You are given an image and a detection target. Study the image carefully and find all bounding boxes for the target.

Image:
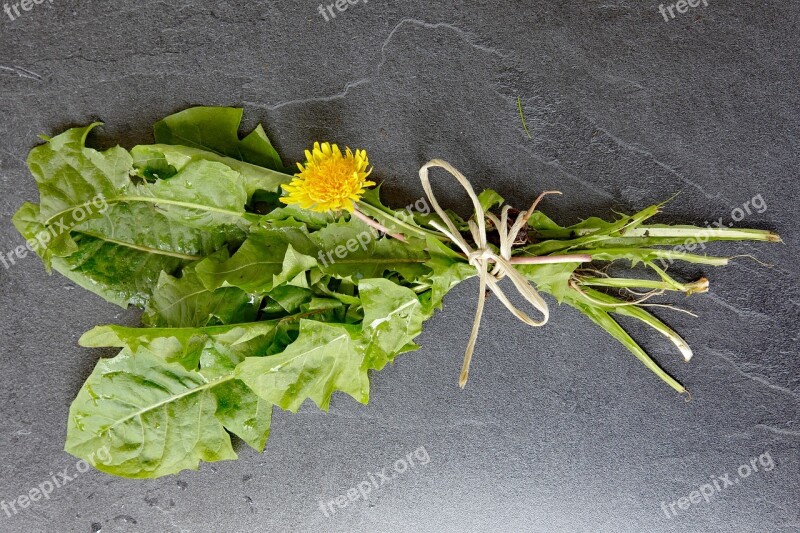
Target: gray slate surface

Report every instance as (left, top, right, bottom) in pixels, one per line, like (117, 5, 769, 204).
(0, 1, 798, 532)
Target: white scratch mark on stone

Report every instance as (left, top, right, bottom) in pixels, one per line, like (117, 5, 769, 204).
(707, 348, 798, 400)
(585, 117, 730, 204)
(0, 65, 42, 81)
(755, 424, 800, 437)
(245, 18, 508, 112)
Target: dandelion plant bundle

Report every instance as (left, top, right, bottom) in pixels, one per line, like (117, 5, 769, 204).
(13, 107, 779, 478)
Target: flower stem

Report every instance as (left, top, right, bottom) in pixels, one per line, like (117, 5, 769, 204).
(355, 201, 447, 241)
(351, 208, 407, 241)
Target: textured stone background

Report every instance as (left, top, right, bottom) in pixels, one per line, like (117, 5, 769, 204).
(0, 1, 798, 532)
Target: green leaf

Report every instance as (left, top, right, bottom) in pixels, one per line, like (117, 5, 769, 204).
(573, 247, 729, 267)
(197, 344, 274, 452)
(262, 205, 333, 230)
(18, 125, 254, 277)
(195, 225, 316, 293)
(131, 144, 291, 200)
(477, 189, 505, 212)
(130, 159, 252, 231)
(271, 244, 317, 287)
(515, 261, 581, 303)
(153, 106, 287, 172)
(236, 320, 369, 412)
(13, 203, 187, 307)
(524, 205, 659, 255)
(66, 348, 240, 478)
(143, 264, 261, 328)
(196, 218, 430, 294)
(268, 285, 314, 313)
(212, 378, 273, 452)
(525, 203, 777, 256)
(422, 236, 474, 311)
(28, 123, 131, 228)
(357, 186, 442, 240)
(577, 287, 694, 363)
(79, 318, 299, 370)
(24, 124, 132, 261)
(74, 202, 236, 261)
(313, 219, 430, 283)
(358, 278, 424, 371)
(526, 210, 563, 231)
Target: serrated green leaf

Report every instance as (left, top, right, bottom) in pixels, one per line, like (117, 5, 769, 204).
(271, 244, 317, 287)
(212, 379, 273, 452)
(28, 126, 257, 235)
(268, 285, 314, 313)
(573, 247, 729, 267)
(262, 205, 333, 230)
(153, 106, 287, 172)
(422, 235, 475, 311)
(66, 348, 240, 478)
(129, 159, 251, 231)
(197, 344, 274, 452)
(196, 218, 431, 294)
(79, 318, 298, 370)
(143, 264, 261, 328)
(17, 126, 256, 287)
(75, 202, 237, 260)
(195, 224, 315, 293)
(131, 144, 291, 201)
(359, 278, 424, 371)
(28, 123, 131, 227)
(236, 320, 369, 412)
(515, 261, 581, 303)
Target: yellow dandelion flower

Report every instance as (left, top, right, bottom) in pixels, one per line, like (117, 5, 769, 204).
(280, 142, 375, 213)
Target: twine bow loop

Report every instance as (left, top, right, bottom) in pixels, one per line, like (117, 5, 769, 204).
(418, 159, 557, 388)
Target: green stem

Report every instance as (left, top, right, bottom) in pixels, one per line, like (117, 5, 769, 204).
(622, 226, 781, 242)
(577, 275, 708, 295)
(532, 223, 780, 242)
(578, 277, 676, 290)
(562, 290, 687, 394)
(580, 287, 694, 362)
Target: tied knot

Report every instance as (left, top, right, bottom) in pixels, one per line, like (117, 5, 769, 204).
(468, 247, 511, 283)
(467, 247, 500, 266)
(418, 159, 556, 388)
